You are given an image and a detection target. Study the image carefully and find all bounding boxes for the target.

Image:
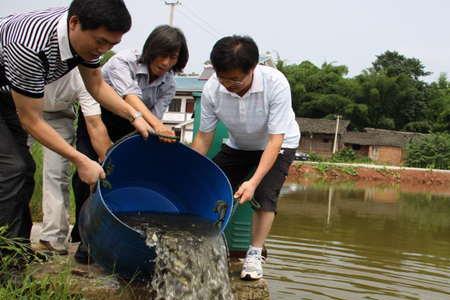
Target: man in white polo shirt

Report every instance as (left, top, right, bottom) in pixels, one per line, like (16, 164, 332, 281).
(192, 35, 300, 280)
(33, 69, 112, 255)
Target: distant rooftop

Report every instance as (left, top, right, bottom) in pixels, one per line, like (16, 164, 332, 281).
(174, 76, 206, 93)
(259, 54, 275, 67)
(198, 64, 214, 80)
(296, 117, 350, 135)
(343, 128, 425, 148)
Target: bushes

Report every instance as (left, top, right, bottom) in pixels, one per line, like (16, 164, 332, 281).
(306, 148, 372, 164)
(330, 148, 357, 162)
(406, 133, 450, 170)
(307, 152, 324, 162)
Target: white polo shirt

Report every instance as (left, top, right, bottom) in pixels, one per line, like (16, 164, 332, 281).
(43, 68, 101, 116)
(200, 65, 300, 150)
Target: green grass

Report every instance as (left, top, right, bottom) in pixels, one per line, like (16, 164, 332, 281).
(30, 143, 76, 223)
(315, 162, 331, 175)
(337, 165, 358, 176)
(0, 146, 80, 299)
(0, 227, 82, 299)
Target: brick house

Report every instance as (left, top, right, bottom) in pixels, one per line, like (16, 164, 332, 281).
(342, 128, 425, 165)
(296, 117, 350, 157)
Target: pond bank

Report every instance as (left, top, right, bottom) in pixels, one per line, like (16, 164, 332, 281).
(289, 162, 450, 195)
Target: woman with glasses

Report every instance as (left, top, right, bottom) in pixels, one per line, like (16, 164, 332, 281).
(192, 35, 300, 281)
(71, 25, 189, 264)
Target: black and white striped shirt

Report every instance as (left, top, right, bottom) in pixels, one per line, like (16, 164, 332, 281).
(0, 7, 100, 98)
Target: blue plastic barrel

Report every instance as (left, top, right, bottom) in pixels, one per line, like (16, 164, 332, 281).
(79, 134, 234, 279)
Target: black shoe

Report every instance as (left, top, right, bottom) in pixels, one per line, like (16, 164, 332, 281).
(30, 249, 51, 263)
(74, 242, 94, 264)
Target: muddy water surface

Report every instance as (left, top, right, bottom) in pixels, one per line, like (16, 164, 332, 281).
(266, 184, 450, 299)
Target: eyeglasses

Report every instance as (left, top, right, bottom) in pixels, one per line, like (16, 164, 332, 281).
(218, 78, 244, 87)
(217, 72, 252, 88)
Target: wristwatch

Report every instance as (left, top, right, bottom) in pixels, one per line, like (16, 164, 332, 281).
(129, 111, 143, 123)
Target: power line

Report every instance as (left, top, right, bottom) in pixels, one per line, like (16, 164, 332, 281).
(180, 2, 221, 37)
(176, 7, 220, 38)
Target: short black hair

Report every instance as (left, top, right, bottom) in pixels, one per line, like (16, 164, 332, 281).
(68, 0, 131, 33)
(210, 35, 259, 74)
(139, 25, 189, 73)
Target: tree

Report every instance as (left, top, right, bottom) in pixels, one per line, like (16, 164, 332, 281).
(372, 50, 431, 80)
(277, 60, 362, 125)
(406, 133, 450, 170)
(356, 51, 432, 131)
(276, 51, 449, 134)
(427, 73, 450, 132)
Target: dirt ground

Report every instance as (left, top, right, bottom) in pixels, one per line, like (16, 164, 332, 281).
(29, 224, 270, 300)
(288, 162, 450, 195)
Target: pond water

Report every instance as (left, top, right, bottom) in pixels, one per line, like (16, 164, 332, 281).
(266, 184, 450, 300)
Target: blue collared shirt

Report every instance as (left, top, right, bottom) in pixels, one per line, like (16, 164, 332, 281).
(101, 49, 175, 119)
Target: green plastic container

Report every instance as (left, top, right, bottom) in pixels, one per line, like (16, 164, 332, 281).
(193, 92, 252, 257)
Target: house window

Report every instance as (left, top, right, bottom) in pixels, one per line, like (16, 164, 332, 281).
(168, 98, 182, 112)
(323, 138, 330, 143)
(352, 144, 361, 150)
(186, 99, 194, 113)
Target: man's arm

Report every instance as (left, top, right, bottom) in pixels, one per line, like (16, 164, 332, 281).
(12, 91, 105, 185)
(191, 130, 215, 155)
(234, 134, 284, 204)
(84, 115, 112, 162)
(191, 89, 217, 154)
(78, 65, 151, 138)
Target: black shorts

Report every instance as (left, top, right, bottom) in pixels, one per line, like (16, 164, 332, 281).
(212, 144, 295, 212)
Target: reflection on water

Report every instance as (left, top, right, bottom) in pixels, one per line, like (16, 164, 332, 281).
(266, 184, 450, 299)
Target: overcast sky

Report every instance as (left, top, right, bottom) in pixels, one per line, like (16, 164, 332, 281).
(1, 0, 448, 81)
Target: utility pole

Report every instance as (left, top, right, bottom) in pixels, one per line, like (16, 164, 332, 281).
(165, 0, 181, 26)
(326, 186, 334, 226)
(332, 115, 341, 154)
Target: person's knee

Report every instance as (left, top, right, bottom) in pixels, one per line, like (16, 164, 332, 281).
(254, 188, 278, 212)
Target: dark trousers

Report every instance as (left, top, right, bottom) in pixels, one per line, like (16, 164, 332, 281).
(0, 92, 35, 243)
(213, 144, 295, 212)
(70, 117, 98, 242)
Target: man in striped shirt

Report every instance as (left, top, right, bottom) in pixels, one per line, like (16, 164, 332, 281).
(0, 0, 151, 247)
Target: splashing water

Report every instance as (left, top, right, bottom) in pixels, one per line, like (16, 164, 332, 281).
(118, 213, 234, 300)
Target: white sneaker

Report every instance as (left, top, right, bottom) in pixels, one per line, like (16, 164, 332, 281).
(240, 249, 265, 280)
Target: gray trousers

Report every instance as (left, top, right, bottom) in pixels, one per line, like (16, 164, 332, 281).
(30, 109, 75, 243)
